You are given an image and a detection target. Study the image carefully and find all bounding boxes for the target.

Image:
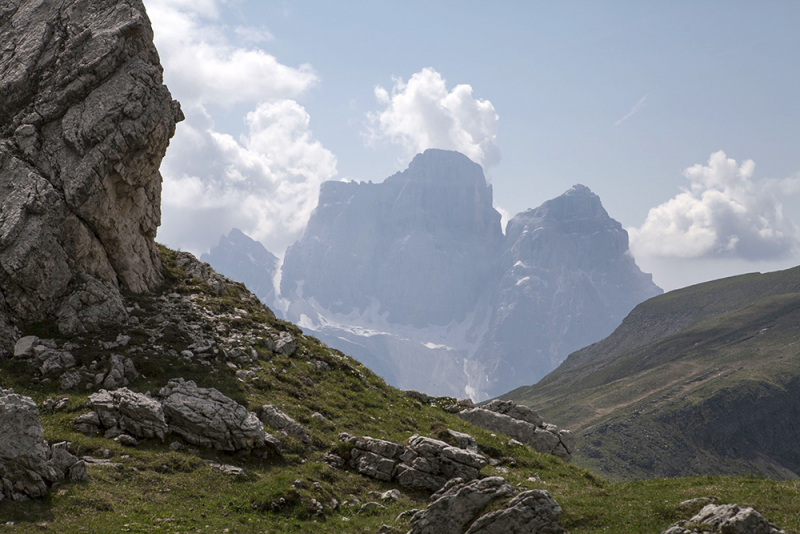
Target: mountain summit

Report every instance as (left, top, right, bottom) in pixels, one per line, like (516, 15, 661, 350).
(209, 151, 661, 400)
(281, 149, 503, 327)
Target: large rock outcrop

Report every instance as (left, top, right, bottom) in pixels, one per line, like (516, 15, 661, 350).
(0, 0, 183, 350)
(407, 476, 564, 534)
(78, 380, 281, 457)
(662, 503, 786, 534)
(341, 432, 487, 492)
(458, 400, 575, 461)
(1, 388, 86, 501)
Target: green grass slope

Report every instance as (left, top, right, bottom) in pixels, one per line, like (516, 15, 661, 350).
(502, 266, 800, 482)
(1, 248, 799, 533)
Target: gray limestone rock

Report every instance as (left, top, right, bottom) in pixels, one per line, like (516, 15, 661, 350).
(458, 403, 573, 461)
(87, 387, 167, 440)
(175, 252, 227, 295)
(344, 433, 486, 492)
(465, 489, 565, 534)
(259, 404, 310, 444)
(408, 477, 515, 534)
(661, 503, 786, 534)
(159, 378, 279, 456)
(0, 389, 84, 500)
(0, 0, 182, 348)
(482, 400, 544, 426)
(264, 331, 296, 356)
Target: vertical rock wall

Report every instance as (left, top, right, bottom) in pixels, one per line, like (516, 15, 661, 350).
(0, 0, 182, 348)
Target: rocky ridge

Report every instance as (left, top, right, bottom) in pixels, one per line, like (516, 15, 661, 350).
(0, 0, 183, 352)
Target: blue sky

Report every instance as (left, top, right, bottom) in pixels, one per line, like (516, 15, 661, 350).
(150, 0, 800, 291)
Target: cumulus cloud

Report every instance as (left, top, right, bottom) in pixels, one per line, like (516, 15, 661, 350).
(367, 68, 500, 169)
(148, 0, 317, 107)
(159, 101, 337, 254)
(629, 151, 800, 260)
(147, 0, 336, 255)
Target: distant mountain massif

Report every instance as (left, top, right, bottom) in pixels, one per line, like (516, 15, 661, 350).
(502, 266, 800, 480)
(204, 149, 661, 400)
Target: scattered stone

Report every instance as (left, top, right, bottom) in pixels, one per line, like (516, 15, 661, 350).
(323, 452, 345, 469)
(42, 398, 70, 412)
(381, 489, 401, 501)
(59, 371, 82, 390)
(115, 434, 138, 447)
(661, 503, 786, 534)
(311, 412, 326, 422)
(307, 498, 324, 516)
(169, 441, 185, 452)
(312, 360, 331, 371)
(264, 331, 297, 356)
(13, 336, 39, 358)
(207, 462, 246, 477)
(259, 404, 311, 444)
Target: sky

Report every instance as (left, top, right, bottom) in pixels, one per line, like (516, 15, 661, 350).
(149, 0, 800, 292)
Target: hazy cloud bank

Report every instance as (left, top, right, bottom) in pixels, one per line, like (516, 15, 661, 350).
(367, 68, 501, 170)
(149, 0, 336, 255)
(630, 151, 800, 260)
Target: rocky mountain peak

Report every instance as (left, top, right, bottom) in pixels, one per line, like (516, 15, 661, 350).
(0, 0, 182, 350)
(281, 149, 503, 327)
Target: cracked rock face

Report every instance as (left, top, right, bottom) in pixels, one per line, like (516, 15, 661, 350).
(458, 400, 575, 461)
(342, 432, 487, 492)
(0, 0, 183, 348)
(0, 388, 86, 501)
(662, 503, 786, 534)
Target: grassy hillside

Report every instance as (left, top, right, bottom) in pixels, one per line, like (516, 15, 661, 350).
(1, 248, 799, 533)
(503, 266, 800, 482)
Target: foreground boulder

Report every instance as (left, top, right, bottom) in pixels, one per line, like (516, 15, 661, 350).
(160, 378, 278, 455)
(0, 0, 183, 350)
(1, 388, 86, 501)
(407, 476, 564, 534)
(662, 503, 786, 534)
(78, 379, 280, 457)
(342, 432, 487, 492)
(458, 400, 574, 461)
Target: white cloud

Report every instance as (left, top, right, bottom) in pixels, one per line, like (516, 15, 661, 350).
(147, 0, 336, 255)
(629, 150, 800, 260)
(148, 0, 317, 107)
(159, 101, 337, 255)
(614, 94, 648, 126)
(366, 68, 500, 169)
